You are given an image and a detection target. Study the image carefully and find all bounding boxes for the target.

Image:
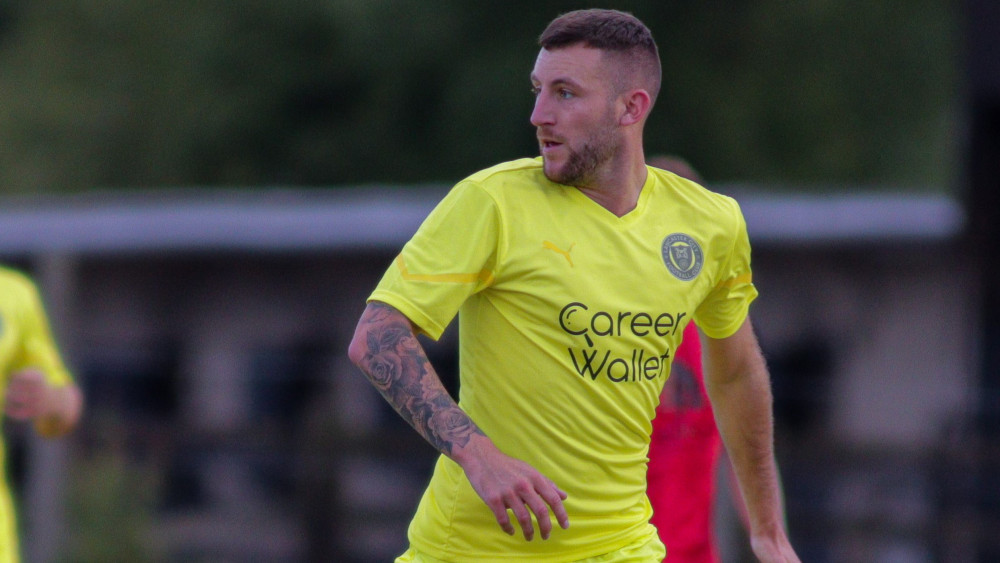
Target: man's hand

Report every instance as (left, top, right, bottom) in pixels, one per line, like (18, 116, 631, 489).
(751, 532, 802, 563)
(458, 436, 570, 541)
(5, 369, 83, 437)
(5, 369, 50, 421)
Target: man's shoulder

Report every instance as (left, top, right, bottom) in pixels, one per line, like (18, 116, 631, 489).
(442, 158, 549, 211)
(650, 168, 742, 221)
(462, 157, 544, 187)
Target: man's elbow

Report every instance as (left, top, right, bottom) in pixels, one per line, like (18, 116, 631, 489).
(347, 327, 368, 369)
(347, 301, 415, 369)
(348, 303, 383, 368)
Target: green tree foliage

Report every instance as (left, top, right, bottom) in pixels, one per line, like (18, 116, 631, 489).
(641, 0, 960, 189)
(0, 0, 958, 193)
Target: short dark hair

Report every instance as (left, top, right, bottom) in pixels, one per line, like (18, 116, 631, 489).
(539, 9, 661, 106)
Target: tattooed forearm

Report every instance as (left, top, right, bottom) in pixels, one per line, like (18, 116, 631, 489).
(354, 302, 484, 456)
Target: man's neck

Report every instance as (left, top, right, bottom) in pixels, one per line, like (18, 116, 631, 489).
(573, 154, 648, 217)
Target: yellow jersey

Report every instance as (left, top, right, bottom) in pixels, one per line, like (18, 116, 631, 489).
(370, 157, 757, 561)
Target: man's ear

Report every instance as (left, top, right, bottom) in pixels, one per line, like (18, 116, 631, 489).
(619, 89, 652, 126)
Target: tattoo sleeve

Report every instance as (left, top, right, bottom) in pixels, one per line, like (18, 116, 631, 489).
(356, 302, 484, 456)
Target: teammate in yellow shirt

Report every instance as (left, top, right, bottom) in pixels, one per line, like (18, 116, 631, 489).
(349, 9, 798, 562)
(0, 265, 84, 563)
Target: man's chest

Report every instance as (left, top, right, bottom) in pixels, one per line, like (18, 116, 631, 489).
(496, 214, 713, 315)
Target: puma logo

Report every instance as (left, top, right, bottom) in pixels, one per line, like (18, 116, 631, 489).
(543, 241, 575, 267)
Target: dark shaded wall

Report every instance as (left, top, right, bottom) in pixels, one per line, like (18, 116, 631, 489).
(966, 0, 1000, 412)
(948, 2, 1000, 561)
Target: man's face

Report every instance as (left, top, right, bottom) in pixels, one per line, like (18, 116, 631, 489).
(530, 44, 622, 187)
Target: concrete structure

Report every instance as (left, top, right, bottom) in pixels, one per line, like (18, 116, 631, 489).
(0, 186, 976, 561)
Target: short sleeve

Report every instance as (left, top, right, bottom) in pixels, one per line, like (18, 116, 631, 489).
(12, 276, 73, 387)
(693, 201, 758, 339)
(369, 181, 500, 340)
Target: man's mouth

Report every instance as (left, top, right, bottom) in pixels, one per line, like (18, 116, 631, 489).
(539, 137, 563, 152)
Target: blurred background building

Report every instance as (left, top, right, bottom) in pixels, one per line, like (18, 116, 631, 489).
(0, 1, 996, 562)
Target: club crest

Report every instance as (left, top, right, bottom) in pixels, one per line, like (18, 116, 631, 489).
(661, 233, 703, 281)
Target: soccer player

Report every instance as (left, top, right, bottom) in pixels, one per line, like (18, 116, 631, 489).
(348, 9, 798, 562)
(1, 265, 84, 563)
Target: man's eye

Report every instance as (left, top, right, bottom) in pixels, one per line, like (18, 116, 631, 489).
(558, 89, 573, 99)
(530, 86, 541, 96)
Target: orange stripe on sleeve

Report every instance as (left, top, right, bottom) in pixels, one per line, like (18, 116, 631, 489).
(395, 255, 495, 285)
(715, 272, 753, 289)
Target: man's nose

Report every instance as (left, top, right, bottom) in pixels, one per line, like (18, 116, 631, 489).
(530, 95, 554, 127)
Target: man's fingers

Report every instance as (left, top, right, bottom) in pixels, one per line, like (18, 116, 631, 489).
(520, 479, 570, 540)
(485, 496, 516, 535)
(467, 457, 570, 541)
(529, 500, 553, 540)
(537, 481, 570, 531)
(506, 494, 536, 541)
